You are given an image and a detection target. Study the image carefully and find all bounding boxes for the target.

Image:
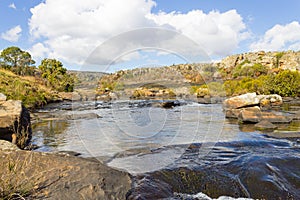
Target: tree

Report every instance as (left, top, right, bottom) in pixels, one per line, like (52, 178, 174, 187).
(0, 46, 36, 75)
(38, 58, 74, 92)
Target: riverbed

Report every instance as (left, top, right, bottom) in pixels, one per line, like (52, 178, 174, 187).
(31, 100, 300, 199)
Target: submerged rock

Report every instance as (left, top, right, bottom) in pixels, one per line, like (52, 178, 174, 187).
(60, 113, 101, 120)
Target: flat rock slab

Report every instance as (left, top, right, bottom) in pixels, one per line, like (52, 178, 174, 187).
(255, 120, 278, 131)
(0, 150, 131, 199)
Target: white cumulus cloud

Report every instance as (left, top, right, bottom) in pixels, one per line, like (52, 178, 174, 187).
(28, 0, 249, 66)
(250, 21, 300, 51)
(1, 25, 22, 42)
(147, 9, 249, 56)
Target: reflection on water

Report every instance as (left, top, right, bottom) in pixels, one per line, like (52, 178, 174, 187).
(32, 102, 232, 157)
(32, 101, 300, 157)
(31, 100, 300, 199)
(32, 120, 70, 151)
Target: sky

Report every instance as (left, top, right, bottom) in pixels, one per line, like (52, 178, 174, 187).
(0, 0, 300, 72)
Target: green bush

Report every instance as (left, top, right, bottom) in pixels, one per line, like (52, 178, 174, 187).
(223, 70, 300, 97)
(39, 59, 74, 92)
(268, 70, 300, 97)
(232, 62, 268, 78)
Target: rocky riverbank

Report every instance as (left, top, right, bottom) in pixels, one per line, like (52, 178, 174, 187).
(0, 140, 131, 200)
(0, 93, 32, 149)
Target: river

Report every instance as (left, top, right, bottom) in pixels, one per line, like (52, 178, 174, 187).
(31, 100, 300, 199)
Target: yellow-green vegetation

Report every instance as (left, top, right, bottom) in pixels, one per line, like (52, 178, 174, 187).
(232, 62, 268, 78)
(96, 64, 216, 97)
(0, 69, 53, 108)
(0, 46, 35, 76)
(191, 82, 226, 97)
(0, 46, 75, 108)
(224, 70, 300, 97)
(39, 59, 75, 92)
(0, 154, 34, 200)
(132, 86, 176, 99)
(96, 51, 299, 99)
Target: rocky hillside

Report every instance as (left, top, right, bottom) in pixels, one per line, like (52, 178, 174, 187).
(217, 50, 300, 72)
(69, 70, 106, 89)
(95, 50, 300, 100)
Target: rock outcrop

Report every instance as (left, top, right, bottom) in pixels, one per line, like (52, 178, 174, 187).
(217, 50, 300, 71)
(0, 93, 32, 149)
(223, 93, 291, 126)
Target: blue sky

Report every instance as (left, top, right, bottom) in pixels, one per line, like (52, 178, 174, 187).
(0, 0, 300, 72)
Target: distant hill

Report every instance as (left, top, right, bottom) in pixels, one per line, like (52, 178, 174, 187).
(69, 70, 107, 89)
(95, 50, 300, 99)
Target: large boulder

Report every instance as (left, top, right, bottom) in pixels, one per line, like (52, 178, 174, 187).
(223, 93, 259, 109)
(223, 93, 283, 110)
(0, 94, 32, 149)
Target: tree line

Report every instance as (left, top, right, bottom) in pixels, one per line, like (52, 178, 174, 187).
(0, 46, 74, 92)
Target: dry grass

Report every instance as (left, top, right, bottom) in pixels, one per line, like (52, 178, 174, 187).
(0, 152, 34, 200)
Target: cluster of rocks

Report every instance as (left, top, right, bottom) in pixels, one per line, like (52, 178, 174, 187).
(0, 93, 32, 148)
(223, 93, 294, 130)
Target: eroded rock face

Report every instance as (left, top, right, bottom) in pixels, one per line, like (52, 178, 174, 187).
(0, 94, 32, 149)
(217, 51, 300, 71)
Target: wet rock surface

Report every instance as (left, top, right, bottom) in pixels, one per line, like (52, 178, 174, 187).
(127, 140, 300, 200)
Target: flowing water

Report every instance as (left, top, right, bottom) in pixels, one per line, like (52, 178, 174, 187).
(31, 100, 300, 199)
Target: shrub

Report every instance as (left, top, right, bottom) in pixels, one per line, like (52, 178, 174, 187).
(232, 62, 268, 78)
(268, 70, 300, 97)
(223, 70, 300, 97)
(193, 82, 226, 97)
(39, 59, 75, 92)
